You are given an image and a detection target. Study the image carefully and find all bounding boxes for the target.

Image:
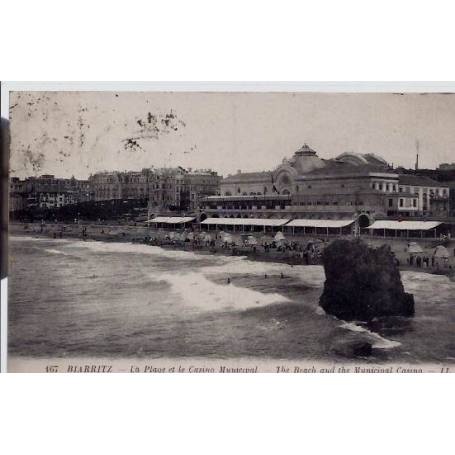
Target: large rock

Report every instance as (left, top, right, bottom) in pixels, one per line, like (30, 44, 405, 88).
(319, 239, 414, 321)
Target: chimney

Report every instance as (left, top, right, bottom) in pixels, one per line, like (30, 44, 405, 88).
(415, 153, 419, 171)
(237, 169, 242, 174)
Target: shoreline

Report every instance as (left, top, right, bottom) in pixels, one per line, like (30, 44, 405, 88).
(8, 223, 321, 267)
(8, 222, 455, 277)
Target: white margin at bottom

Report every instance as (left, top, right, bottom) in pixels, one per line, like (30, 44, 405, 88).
(1, 277, 7, 373)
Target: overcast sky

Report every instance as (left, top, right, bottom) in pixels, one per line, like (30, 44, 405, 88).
(8, 91, 455, 179)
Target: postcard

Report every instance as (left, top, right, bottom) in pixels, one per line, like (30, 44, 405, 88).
(2, 85, 455, 373)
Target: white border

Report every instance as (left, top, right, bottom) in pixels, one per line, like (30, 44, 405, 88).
(2, 81, 455, 374)
(3, 81, 455, 95)
(0, 278, 6, 372)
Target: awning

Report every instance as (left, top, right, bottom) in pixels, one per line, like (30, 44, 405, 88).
(368, 220, 442, 231)
(201, 217, 289, 226)
(286, 219, 355, 229)
(146, 216, 195, 224)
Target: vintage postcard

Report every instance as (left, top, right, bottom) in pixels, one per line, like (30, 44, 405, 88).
(2, 84, 455, 373)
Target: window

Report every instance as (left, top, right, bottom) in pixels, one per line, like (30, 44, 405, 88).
(386, 184, 390, 192)
(413, 199, 417, 208)
(388, 198, 393, 207)
(379, 183, 383, 191)
(399, 198, 404, 207)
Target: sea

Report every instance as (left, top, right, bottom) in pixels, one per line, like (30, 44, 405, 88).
(7, 235, 455, 364)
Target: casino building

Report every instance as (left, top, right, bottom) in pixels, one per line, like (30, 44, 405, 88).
(198, 144, 450, 234)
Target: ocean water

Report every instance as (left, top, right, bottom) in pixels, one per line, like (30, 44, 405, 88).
(7, 235, 455, 363)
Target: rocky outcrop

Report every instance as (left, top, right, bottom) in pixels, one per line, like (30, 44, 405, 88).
(319, 239, 414, 321)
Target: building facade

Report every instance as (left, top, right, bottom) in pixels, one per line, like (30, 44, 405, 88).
(9, 175, 91, 212)
(89, 167, 221, 214)
(199, 144, 450, 225)
(148, 167, 221, 213)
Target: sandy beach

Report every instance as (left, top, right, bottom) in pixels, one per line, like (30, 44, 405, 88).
(9, 222, 455, 276)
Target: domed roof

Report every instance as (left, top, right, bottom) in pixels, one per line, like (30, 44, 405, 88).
(290, 144, 326, 174)
(336, 152, 389, 167)
(295, 143, 317, 156)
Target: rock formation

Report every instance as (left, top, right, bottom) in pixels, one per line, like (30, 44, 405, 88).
(319, 239, 414, 321)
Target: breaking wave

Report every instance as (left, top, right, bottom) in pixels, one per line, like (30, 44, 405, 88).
(157, 271, 290, 312)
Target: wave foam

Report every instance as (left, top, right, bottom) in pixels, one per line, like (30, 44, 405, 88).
(202, 260, 326, 288)
(339, 321, 401, 350)
(43, 248, 72, 256)
(69, 240, 216, 262)
(158, 272, 290, 312)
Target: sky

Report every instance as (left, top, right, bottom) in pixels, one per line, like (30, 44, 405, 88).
(8, 91, 455, 179)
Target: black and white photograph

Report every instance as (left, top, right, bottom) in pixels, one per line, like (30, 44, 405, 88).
(4, 87, 455, 373)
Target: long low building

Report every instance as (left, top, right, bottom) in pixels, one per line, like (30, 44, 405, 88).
(146, 214, 450, 239)
(284, 219, 355, 235)
(146, 216, 196, 227)
(366, 220, 445, 238)
(201, 217, 290, 232)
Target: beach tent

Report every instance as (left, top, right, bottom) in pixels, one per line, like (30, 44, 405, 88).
(274, 231, 285, 242)
(433, 245, 450, 258)
(407, 242, 424, 255)
(245, 235, 258, 246)
(221, 233, 234, 244)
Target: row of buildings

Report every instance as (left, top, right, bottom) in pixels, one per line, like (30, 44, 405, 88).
(9, 144, 455, 229)
(9, 175, 91, 212)
(9, 167, 221, 215)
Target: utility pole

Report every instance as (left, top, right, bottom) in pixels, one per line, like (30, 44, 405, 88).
(415, 139, 420, 171)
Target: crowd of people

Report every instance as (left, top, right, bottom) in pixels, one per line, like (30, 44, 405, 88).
(131, 230, 329, 265)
